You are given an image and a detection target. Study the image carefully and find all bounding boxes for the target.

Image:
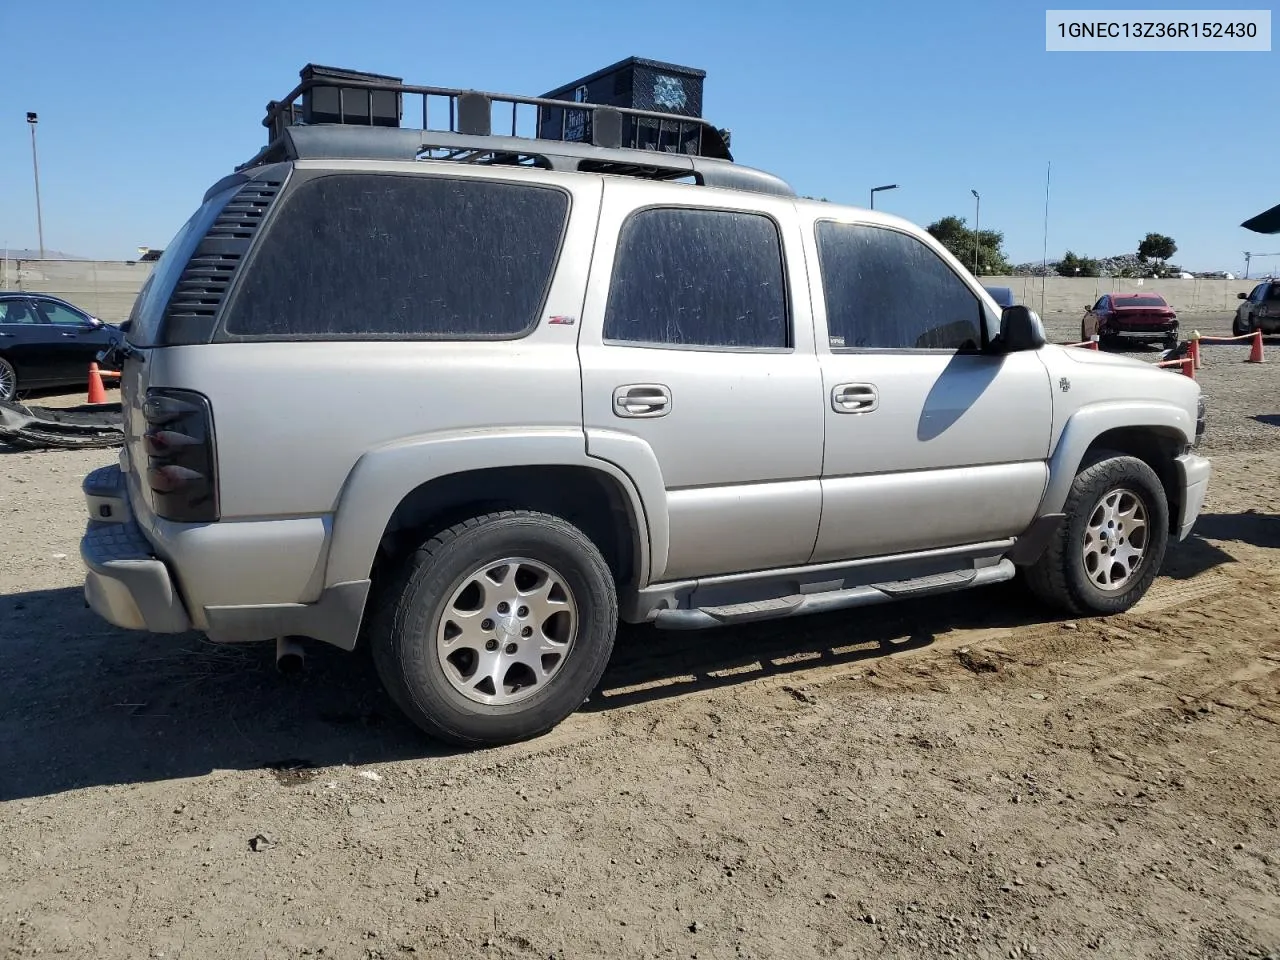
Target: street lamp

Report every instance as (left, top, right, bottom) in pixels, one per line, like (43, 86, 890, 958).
(971, 189, 981, 275)
(26, 112, 45, 260)
(870, 183, 899, 209)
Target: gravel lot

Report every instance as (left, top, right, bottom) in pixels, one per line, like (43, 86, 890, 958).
(2, 317, 1278, 960)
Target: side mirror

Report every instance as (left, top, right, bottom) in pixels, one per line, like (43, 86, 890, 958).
(118, 319, 132, 333)
(1238, 292, 1248, 299)
(995, 305, 1046, 353)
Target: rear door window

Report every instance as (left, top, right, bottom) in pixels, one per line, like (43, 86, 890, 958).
(224, 174, 570, 340)
(603, 207, 789, 349)
(0, 300, 38, 325)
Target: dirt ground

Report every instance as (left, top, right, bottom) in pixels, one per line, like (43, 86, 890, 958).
(2, 315, 1278, 960)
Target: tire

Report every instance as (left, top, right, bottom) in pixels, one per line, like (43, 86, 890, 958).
(1232, 314, 1249, 337)
(1163, 334, 1178, 351)
(1025, 452, 1169, 617)
(0, 357, 16, 402)
(367, 509, 618, 747)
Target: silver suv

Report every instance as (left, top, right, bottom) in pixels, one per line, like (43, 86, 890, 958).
(80, 68, 1212, 747)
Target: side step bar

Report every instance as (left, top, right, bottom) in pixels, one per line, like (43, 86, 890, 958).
(652, 559, 1016, 631)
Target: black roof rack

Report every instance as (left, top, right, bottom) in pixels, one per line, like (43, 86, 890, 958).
(240, 64, 795, 199)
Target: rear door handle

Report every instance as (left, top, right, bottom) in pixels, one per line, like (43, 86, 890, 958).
(613, 384, 671, 418)
(832, 382, 879, 414)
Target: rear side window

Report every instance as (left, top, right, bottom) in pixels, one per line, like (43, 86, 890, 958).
(126, 185, 239, 348)
(225, 174, 569, 339)
(816, 222, 983, 351)
(604, 207, 789, 349)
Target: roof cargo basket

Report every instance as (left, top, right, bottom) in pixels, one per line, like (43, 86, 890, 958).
(244, 62, 795, 198)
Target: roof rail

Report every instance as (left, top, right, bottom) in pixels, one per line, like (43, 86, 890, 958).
(241, 64, 796, 198)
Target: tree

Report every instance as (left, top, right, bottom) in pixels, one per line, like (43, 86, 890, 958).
(1055, 250, 1101, 278)
(925, 216, 1011, 276)
(1137, 233, 1177, 269)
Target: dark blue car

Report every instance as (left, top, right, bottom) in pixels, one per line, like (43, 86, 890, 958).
(0, 293, 121, 401)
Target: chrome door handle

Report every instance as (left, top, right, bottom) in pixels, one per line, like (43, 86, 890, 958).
(613, 384, 671, 418)
(832, 383, 879, 414)
(61, 332, 76, 337)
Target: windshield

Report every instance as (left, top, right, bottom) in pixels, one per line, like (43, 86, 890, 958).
(1114, 296, 1167, 308)
(125, 184, 239, 347)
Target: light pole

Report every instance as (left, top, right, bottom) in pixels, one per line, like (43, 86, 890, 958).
(870, 183, 898, 209)
(27, 112, 45, 260)
(971, 188, 980, 275)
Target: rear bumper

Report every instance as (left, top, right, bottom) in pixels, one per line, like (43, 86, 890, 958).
(82, 514, 193, 633)
(1103, 321, 1177, 338)
(79, 464, 370, 649)
(1174, 453, 1212, 541)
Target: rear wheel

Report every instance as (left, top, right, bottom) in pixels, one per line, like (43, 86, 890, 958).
(368, 509, 618, 747)
(1025, 452, 1169, 617)
(0, 357, 16, 401)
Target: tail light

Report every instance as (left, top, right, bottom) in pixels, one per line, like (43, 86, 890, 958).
(142, 388, 218, 522)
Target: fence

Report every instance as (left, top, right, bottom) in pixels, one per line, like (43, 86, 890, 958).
(0, 259, 154, 323)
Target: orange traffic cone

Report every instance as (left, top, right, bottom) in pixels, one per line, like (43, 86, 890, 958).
(1247, 329, 1265, 363)
(87, 362, 108, 404)
(1188, 335, 1201, 370)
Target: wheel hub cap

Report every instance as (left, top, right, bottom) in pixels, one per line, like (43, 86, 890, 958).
(1082, 487, 1149, 592)
(435, 557, 578, 706)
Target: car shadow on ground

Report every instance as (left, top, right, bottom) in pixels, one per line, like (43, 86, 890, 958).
(0, 519, 1258, 803)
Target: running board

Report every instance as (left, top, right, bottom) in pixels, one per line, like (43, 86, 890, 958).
(652, 559, 1016, 631)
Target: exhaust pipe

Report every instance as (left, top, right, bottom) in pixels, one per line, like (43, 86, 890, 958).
(275, 636, 305, 675)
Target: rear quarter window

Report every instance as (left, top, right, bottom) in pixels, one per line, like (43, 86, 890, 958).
(222, 173, 570, 340)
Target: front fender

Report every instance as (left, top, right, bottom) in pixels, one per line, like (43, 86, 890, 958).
(1039, 401, 1195, 515)
(323, 428, 659, 589)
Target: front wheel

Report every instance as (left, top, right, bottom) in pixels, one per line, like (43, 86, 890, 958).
(0, 357, 16, 401)
(1025, 452, 1169, 617)
(368, 510, 618, 747)
(1233, 314, 1249, 337)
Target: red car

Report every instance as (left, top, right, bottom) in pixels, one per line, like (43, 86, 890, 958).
(1081, 293, 1179, 349)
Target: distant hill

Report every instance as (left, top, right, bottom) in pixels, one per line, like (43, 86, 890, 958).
(1, 249, 88, 260)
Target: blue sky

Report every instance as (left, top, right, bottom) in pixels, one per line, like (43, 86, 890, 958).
(1, 0, 1274, 272)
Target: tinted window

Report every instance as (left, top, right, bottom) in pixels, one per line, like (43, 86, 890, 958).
(816, 222, 983, 350)
(225, 174, 569, 339)
(604, 208, 788, 349)
(1115, 296, 1167, 308)
(0, 301, 37, 325)
(1266, 285, 1280, 301)
(36, 301, 88, 325)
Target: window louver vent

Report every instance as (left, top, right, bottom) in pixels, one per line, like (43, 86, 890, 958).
(161, 181, 281, 337)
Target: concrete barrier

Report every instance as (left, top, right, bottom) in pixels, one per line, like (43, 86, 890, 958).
(985, 276, 1258, 317)
(0, 259, 154, 323)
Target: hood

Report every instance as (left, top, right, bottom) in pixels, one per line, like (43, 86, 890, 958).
(1053, 344, 1157, 372)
